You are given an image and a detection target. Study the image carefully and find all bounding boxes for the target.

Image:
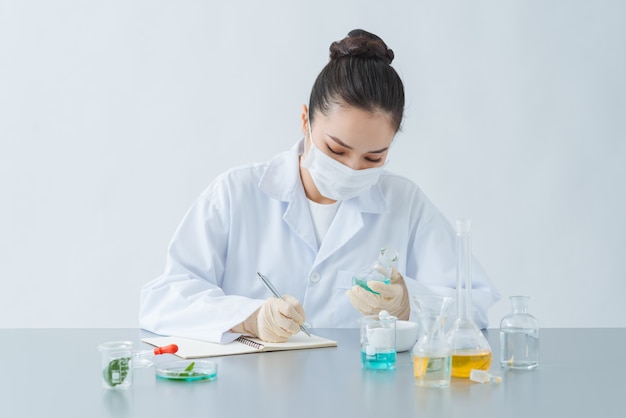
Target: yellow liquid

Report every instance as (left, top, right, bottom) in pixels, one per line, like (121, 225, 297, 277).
(451, 351, 492, 378)
(413, 355, 451, 387)
(413, 356, 429, 377)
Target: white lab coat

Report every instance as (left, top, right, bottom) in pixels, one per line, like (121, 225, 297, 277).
(139, 139, 500, 343)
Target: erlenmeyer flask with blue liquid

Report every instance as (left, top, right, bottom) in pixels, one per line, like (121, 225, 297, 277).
(352, 247, 399, 294)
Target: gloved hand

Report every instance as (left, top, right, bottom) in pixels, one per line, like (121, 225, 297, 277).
(234, 295, 306, 343)
(347, 267, 410, 320)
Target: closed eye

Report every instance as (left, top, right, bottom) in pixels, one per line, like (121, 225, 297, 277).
(326, 144, 345, 155)
(365, 156, 383, 163)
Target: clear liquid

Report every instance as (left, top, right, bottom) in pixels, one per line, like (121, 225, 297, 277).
(450, 351, 492, 378)
(353, 277, 390, 294)
(500, 328, 539, 369)
(361, 350, 396, 370)
(413, 355, 451, 388)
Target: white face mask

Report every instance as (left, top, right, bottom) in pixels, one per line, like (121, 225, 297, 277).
(302, 119, 387, 201)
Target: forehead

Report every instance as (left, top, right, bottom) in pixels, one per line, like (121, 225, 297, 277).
(313, 105, 396, 151)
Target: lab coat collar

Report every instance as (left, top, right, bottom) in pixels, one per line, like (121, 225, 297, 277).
(259, 140, 317, 251)
(258, 139, 390, 259)
(259, 139, 390, 215)
(258, 141, 303, 202)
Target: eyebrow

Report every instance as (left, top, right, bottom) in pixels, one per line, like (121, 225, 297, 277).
(327, 134, 389, 154)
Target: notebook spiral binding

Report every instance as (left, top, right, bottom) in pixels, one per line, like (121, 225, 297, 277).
(236, 336, 264, 350)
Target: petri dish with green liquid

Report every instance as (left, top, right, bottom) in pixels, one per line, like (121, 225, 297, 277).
(155, 360, 218, 382)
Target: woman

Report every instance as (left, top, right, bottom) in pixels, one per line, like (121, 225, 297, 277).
(139, 29, 500, 343)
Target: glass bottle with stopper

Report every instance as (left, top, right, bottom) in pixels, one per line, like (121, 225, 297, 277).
(352, 247, 399, 294)
(446, 219, 493, 378)
(500, 295, 539, 370)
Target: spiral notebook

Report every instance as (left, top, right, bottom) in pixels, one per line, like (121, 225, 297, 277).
(142, 332, 337, 359)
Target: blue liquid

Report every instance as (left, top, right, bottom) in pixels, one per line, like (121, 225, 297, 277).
(353, 278, 390, 294)
(157, 371, 217, 382)
(361, 350, 396, 370)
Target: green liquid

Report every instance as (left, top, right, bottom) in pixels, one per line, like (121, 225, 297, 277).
(157, 361, 217, 382)
(361, 350, 396, 370)
(353, 277, 390, 294)
(157, 371, 217, 382)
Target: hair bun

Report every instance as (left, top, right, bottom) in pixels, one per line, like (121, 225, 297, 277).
(329, 29, 394, 64)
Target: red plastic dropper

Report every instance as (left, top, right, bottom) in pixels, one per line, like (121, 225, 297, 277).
(153, 344, 178, 355)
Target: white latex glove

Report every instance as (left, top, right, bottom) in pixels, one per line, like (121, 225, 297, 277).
(347, 267, 410, 320)
(233, 295, 306, 343)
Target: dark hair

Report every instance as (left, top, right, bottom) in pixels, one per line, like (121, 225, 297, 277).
(309, 29, 405, 132)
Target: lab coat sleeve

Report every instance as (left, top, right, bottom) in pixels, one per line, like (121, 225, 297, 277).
(139, 182, 264, 343)
(402, 208, 501, 329)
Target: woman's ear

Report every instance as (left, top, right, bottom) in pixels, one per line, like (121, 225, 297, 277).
(300, 104, 309, 136)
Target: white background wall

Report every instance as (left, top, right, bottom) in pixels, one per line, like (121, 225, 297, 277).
(1, 0, 624, 329)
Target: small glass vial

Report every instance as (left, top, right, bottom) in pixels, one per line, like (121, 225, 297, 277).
(499, 296, 539, 370)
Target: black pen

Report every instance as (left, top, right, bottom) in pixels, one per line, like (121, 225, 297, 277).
(257, 272, 312, 337)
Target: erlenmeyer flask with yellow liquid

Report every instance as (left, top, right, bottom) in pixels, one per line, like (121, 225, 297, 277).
(411, 294, 454, 388)
(447, 219, 493, 378)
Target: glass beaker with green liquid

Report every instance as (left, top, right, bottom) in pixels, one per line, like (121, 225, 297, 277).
(352, 247, 399, 294)
(446, 219, 493, 378)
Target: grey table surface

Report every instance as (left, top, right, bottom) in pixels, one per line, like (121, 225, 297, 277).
(0, 327, 624, 418)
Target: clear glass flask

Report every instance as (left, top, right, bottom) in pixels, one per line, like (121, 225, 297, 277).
(411, 294, 454, 388)
(500, 296, 539, 370)
(352, 247, 399, 294)
(446, 219, 493, 378)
